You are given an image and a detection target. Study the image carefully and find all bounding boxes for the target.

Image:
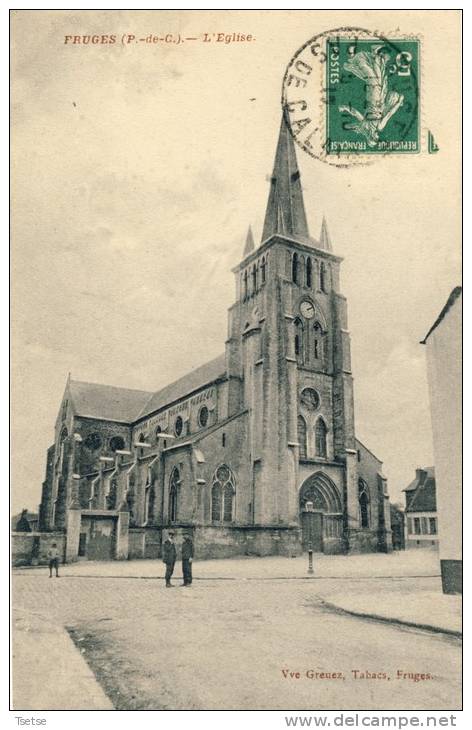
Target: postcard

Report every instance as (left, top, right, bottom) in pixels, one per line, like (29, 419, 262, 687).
(11, 9, 462, 715)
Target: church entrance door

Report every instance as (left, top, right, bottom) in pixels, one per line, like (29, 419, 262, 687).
(301, 510, 323, 552)
(299, 472, 343, 554)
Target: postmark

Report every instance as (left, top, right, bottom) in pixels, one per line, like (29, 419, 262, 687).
(282, 27, 421, 167)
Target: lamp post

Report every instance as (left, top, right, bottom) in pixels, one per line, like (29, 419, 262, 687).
(305, 500, 314, 575)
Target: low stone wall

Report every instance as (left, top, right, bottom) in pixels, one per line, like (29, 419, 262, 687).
(11, 531, 66, 566)
(322, 537, 346, 555)
(193, 525, 302, 559)
(348, 528, 379, 554)
(128, 529, 145, 559)
(129, 527, 162, 559)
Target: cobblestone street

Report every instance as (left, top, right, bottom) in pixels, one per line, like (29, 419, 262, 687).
(12, 554, 462, 711)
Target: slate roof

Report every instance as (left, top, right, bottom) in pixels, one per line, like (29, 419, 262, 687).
(69, 380, 153, 423)
(404, 467, 437, 513)
(68, 353, 227, 425)
(137, 353, 227, 420)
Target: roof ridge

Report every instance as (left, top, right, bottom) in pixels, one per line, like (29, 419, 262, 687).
(70, 378, 153, 395)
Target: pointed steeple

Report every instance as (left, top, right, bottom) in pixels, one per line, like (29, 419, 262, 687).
(243, 225, 255, 257)
(261, 115, 309, 243)
(319, 215, 332, 252)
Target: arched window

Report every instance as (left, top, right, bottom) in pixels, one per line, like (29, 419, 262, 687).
(261, 257, 266, 284)
(127, 475, 136, 526)
(358, 479, 370, 528)
(169, 467, 180, 522)
(243, 270, 248, 300)
(292, 252, 299, 284)
(320, 262, 328, 293)
(211, 465, 236, 522)
(211, 482, 222, 522)
(146, 484, 156, 523)
(294, 318, 304, 362)
(306, 257, 312, 288)
(297, 416, 307, 459)
(223, 482, 234, 522)
(315, 418, 328, 458)
(107, 479, 117, 510)
(313, 321, 324, 361)
(155, 425, 162, 443)
(174, 416, 183, 437)
(252, 264, 257, 294)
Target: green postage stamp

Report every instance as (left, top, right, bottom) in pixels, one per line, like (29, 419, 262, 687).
(282, 29, 421, 165)
(326, 38, 420, 155)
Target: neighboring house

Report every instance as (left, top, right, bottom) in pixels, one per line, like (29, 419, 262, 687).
(421, 286, 462, 594)
(403, 467, 438, 548)
(390, 503, 405, 550)
(11, 510, 39, 532)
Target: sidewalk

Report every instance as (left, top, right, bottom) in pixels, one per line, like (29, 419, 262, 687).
(12, 608, 113, 710)
(319, 591, 462, 637)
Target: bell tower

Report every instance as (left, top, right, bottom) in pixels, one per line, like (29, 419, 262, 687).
(225, 115, 360, 552)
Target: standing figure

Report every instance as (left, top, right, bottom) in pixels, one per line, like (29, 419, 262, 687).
(181, 534, 194, 587)
(162, 532, 177, 587)
(48, 542, 60, 578)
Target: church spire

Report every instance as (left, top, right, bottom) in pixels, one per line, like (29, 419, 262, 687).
(243, 225, 255, 257)
(261, 115, 309, 243)
(319, 215, 332, 251)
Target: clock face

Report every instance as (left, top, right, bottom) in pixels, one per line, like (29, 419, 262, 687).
(300, 300, 315, 319)
(300, 388, 320, 410)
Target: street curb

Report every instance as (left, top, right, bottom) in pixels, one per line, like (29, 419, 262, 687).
(318, 599, 462, 639)
(12, 570, 441, 581)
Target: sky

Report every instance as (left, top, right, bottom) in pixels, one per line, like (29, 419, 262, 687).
(11, 9, 461, 513)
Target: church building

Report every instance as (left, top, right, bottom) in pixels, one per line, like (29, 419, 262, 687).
(38, 117, 392, 561)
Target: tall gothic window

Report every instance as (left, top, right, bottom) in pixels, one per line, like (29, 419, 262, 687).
(320, 262, 328, 293)
(358, 479, 370, 528)
(211, 465, 235, 522)
(261, 257, 266, 284)
(294, 318, 304, 363)
(292, 253, 299, 284)
(313, 321, 324, 361)
(297, 416, 307, 459)
(127, 474, 136, 526)
(145, 483, 156, 523)
(252, 264, 257, 294)
(315, 418, 328, 457)
(306, 257, 312, 288)
(107, 479, 117, 510)
(169, 467, 180, 522)
(243, 270, 248, 300)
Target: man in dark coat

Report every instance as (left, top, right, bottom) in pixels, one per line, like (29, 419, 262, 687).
(181, 534, 194, 587)
(162, 532, 177, 587)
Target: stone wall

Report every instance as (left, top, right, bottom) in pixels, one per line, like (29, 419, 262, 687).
(348, 528, 379, 554)
(128, 528, 145, 559)
(11, 531, 66, 566)
(193, 525, 301, 559)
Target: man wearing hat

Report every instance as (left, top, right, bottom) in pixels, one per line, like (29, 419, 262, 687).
(162, 532, 177, 587)
(181, 533, 194, 587)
